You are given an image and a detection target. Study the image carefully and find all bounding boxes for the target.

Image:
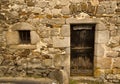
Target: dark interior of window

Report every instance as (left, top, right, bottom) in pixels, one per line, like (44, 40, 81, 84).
(19, 30, 31, 44)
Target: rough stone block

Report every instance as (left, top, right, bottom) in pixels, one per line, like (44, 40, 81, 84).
(96, 22, 107, 31)
(97, 5, 105, 14)
(26, 0, 35, 6)
(43, 59, 52, 67)
(61, 6, 70, 15)
(117, 74, 120, 80)
(49, 1, 56, 8)
(60, 54, 70, 75)
(11, 22, 36, 31)
(48, 67, 69, 84)
(48, 70, 63, 84)
(61, 25, 70, 37)
(39, 29, 50, 38)
(53, 37, 70, 47)
(51, 9, 61, 15)
(0, 14, 6, 21)
(52, 24, 62, 28)
(113, 69, 120, 74)
(70, 0, 81, 3)
(0, 0, 9, 4)
(44, 8, 52, 14)
(113, 58, 120, 68)
(36, 1, 48, 8)
(32, 7, 42, 14)
(106, 8, 115, 14)
(94, 69, 104, 77)
(65, 48, 70, 54)
(95, 30, 109, 44)
(94, 44, 105, 57)
(110, 30, 117, 36)
(0, 66, 6, 76)
(95, 57, 112, 69)
(40, 18, 49, 24)
(66, 18, 99, 24)
(109, 24, 117, 30)
(28, 63, 42, 69)
(10, 0, 24, 4)
(106, 74, 117, 80)
(50, 28, 60, 36)
(113, 46, 120, 52)
(42, 38, 53, 45)
(6, 31, 19, 45)
(106, 51, 119, 57)
(31, 31, 40, 44)
(104, 69, 113, 74)
(116, 16, 120, 24)
(115, 8, 120, 14)
(111, 1, 117, 8)
(107, 36, 120, 48)
(49, 18, 65, 25)
(54, 54, 63, 67)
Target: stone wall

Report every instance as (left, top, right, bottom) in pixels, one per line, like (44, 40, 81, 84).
(0, 0, 120, 83)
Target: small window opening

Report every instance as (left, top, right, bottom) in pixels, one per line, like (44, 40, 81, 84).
(19, 30, 31, 44)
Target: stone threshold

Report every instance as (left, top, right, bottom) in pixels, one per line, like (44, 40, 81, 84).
(70, 76, 104, 84)
(70, 76, 98, 80)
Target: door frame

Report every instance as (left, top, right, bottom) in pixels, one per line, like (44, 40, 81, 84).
(63, 18, 108, 77)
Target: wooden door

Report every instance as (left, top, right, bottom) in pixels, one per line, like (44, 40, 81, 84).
(70, 24, 95, 76)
